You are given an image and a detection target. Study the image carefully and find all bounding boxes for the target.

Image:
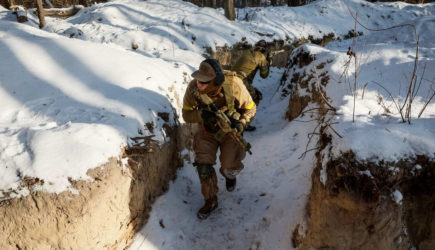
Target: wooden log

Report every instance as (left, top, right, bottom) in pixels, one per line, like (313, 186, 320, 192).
(9, 5, 28, 23)
(34, 5, 84, 17)
(15, 6, 27, 22)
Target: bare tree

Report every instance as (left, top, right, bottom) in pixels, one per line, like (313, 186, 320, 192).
(224, 0, 236, 20)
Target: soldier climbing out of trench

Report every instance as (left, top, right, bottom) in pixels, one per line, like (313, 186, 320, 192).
(231, 39, 271, 131)
(182, 59, 256, 219)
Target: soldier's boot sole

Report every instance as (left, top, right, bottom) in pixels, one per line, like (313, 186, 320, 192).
(245, 125, 256, 132)
(197, 196, 218, 220)
(225, 177, 236, 192)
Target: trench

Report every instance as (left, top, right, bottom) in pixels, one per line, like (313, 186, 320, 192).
(1, 35, 433, 249)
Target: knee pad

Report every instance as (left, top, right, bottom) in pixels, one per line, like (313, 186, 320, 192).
(194, 163, 214, 179)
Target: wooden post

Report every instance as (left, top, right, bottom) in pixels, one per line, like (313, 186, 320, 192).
(7, 0, 14, 9)
(36, 0, 45, 28)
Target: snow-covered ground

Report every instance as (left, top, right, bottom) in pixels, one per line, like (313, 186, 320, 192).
(1, 0, 434, 249)
(130, 68, 317, 249)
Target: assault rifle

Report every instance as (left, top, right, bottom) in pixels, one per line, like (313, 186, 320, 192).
(205, 103, 252, 155)
(266, 51, 271, 67)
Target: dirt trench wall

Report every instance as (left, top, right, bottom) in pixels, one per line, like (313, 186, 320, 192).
(1, 158, 133, 249)
(299, 158, 406, 250)
(0, 125, 181, 249)
(284, 48, 435, 250)
(297, 153, 435, 250)
(211, 33, 338, 70)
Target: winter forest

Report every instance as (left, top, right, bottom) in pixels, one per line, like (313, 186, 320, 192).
(0, 0, 434, 249)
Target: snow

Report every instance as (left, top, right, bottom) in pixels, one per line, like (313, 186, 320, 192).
(0, 0, 434, 249)
(392, 190, 403, 205)
(0, 17, 185, 196)
(130, 68, 316, 250)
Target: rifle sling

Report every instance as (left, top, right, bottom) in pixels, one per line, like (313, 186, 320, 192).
(197, 80, 235, 114)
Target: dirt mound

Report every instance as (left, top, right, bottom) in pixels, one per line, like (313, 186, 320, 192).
(0, 123, 184, 249)
(1, 157, 134, 249)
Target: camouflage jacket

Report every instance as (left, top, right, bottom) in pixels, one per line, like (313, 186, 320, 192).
(182, 71, 256, 126)
(231, 49, 269, 84)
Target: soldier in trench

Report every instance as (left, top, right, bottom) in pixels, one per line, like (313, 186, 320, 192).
(230, 39, 271, 131)
(182, 59, 256, 219)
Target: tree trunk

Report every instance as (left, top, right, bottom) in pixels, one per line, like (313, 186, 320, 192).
(224, 0, 236, 20)
(271, 0, 277, 6)
(288, 0, 301, 7)
(7, 0, 14, 9)
(242, 0, 247, 7)
(212, 0, 217, 8)
(36, 0, 45, 28)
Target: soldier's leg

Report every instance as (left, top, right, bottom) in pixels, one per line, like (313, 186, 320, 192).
(193, 132, 219, 200)
(243, 79, 257, 102)
(219, 134, 246, 191)
(242, 79, 258, 132)
(253, 87, 263, 105)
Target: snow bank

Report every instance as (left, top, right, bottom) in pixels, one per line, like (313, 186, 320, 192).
(0, 20, 187, 197)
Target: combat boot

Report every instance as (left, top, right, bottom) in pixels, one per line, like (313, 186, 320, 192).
(245, 124, 256, 131)
(197, 195, 218, 220)
(225, 177, 236, 192)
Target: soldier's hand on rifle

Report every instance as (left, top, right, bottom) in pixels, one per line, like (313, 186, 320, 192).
(234, 121, 244, 137)
(201, 109, 219, 133)
(266, 52, 272, 66)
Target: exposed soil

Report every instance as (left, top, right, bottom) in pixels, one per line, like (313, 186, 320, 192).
(0, 119, 193, 249)
(285, 47, 435, 250)
(1, 157, 134, 249)
(296, 151, 435, 250)
(212, 34, 337, 70)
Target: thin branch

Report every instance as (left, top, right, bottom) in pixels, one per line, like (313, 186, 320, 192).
(370, 81, 405, 122)
(417, 90, 435, 118)
(298, 147, 321, 160)
(327, 123, 343, 138)
(404, 32, 420, 124)
(293, 119, 318, 123)
(299, 122, 322, 160)
(344, 0, 419, 124)
(353, 12, 359, 123)
(413, 62, 427, 100)
(361, 82, 368, 100)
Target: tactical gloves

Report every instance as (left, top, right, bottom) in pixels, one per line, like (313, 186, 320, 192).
(234, 121, 244, 134)
(201, 109, 219, 133)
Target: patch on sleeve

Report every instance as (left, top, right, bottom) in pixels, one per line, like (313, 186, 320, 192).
(245, 101, 254, 110)
(183, 104, 194, 110)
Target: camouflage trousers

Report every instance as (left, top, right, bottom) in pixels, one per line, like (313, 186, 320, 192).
(242, 78, 262, 106)
(194, 130, 246, 200)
